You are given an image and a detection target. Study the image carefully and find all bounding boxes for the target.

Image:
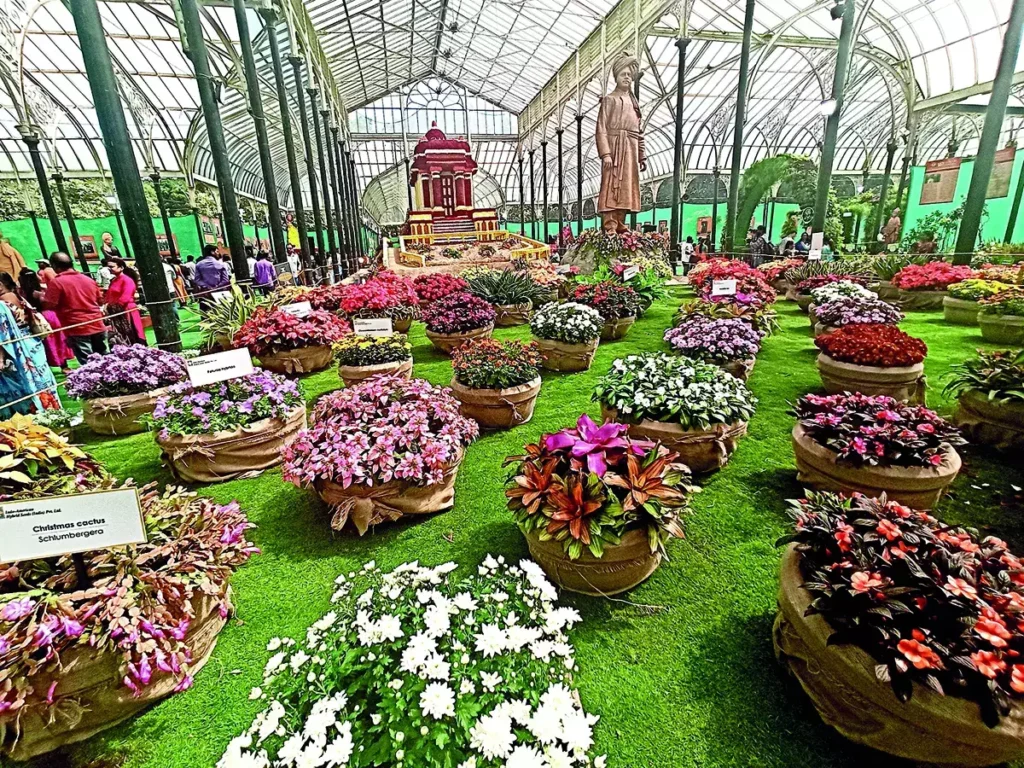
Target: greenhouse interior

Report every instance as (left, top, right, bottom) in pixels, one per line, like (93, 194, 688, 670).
(2, 0, 1024, 766)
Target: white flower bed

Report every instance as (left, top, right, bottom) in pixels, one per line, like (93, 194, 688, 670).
(809, 280, 875, 305)
(219, 557, 606, 768)
(530, 302, 603, 344)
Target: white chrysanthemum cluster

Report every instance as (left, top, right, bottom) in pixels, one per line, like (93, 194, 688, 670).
(530, 302, 603, 344)
(218, 556, 606, 768)
(810, 280, 875, 305)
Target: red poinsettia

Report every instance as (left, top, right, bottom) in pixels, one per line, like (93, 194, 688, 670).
(815, 324, 927, 368)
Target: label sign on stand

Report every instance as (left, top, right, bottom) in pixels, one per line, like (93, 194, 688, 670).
(0, 488, 146, 562)
(620, 265, 639, 281)
(556, 264, 573, 274)
(187, 347, 255, 387)
(353, 318, 394, 337)
(711, 279, 737, 297)
(808, 232, 824, 261)
(280, 301, 312, 318)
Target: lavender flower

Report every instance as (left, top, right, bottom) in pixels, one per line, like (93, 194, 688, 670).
(663, 317, 762, 363)
(815, 296, 903, 328)
(66, 345, 188, 400)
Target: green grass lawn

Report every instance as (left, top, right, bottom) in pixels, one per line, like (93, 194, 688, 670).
(61, 296, 1023, 768)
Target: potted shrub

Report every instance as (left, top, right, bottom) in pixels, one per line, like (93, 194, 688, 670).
(334, 333, 412, 387)
(978, 287, 1024, 344)
(945, 348, 1024, 450)
(570, 280, 640, 340)
(791, 392, 964, 508)
(813, 295, 903, 336)
(775, 492, 1024, 766)
(815, 324, 928, 403)
(870, 253, 919, 301)
(421, 291, 496, 354)
(808, 280, 877, 324)
(282, 375, 478, 534)
(306, 284, 347, 313)
(505, 414, 695, 595)
(758, 257, 805, 295)
(663, 316, 763, 380)
(530, 301, 603, 372)
(198, 285, 269, 352)
(675, 296, 779, 336)
(944, 279, 1010, 325)
(65, 345, 188, 436)
(594, 353, 757, 473)
(449, 338, 543, 429)
(26, 408, 83, 441)
(411, 272, 467, 307)
(794, 274, 869, 312)
(0, 414, 108, 501)
(527, 261, 567, 302)
(892, 262, 975, 310)
(147, 370, 307, 483)
(233, 307, 349, 375)
(466, 268, 549, 326)
(340, 270, 419, 333)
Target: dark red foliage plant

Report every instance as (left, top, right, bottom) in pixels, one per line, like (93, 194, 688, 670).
(815, 324, 928, 368)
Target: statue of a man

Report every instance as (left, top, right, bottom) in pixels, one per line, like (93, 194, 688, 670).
(883, 207, 902, 245)
(597, 52, 645, 233)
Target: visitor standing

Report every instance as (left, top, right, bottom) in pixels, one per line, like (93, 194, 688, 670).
(287, 247, 300, 284)
(0, 301, 60, 417)
(683, 236, 695, 262)
(253, 251, 277, 295)
(795, 232, 811, 255)
(193, 244, 230, 310)
(41, 252, 107, 365)
(103, 257, 146, 346)
(161, 257, 178, 308)
(100, 232, 121, 261)
(96, 257, 115, 290)
(0, 272, 24, 310)
(36, 259, 57, 287)
(19, 268, 72, 373)
(0, 231, 26, 282)
(245, 245, 257, 279)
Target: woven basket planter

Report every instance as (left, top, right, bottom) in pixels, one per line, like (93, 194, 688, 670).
(424, 323, 494, 355)
(720, 357, 756, 381)
(816, 353, 926, 404)
(792, 423, 960, 509)
(876, 280, 899, 301)
(450, 376, 541, 430)
(978, 313, 1024, 345)
(898, 289, 948, 311)
(807, 303, 820, 325)
(795, 294, 815, 312)
(313, 450, 464, 535)
(600, 315, 636, 341)
(523, 527, 660, 596)
(156, 405, 307, 483)
(534, 336, 599, 372)
(943, 296, 981, 326)
(775, 544, 1024, 766)
(954, 390, 1024, 451)
(82, 386, 171, 436)
(392, 317, 413, 334)
(493, 302, 532, 327)
(813, 322, 840, 336)
(0, 591, 229, 762)
(601, 404, 746, 474)
(338, 358, 413, 388)
(258, 344, 333, 376)
(771, 278, 791, 296)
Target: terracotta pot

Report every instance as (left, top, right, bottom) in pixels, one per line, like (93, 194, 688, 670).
(338, 358, 413, 388)
(943, 296, 981, 326)
(600, 315, 636, 341)
(601, 404, 746, 474)
(898, 289, 948, 311)
(954, 390, 1024, 451)
(82, 386, 172, 436)
(816, 353, 926, 404)
(522, 527, 661, 596)
(813, 322, 840, 336)
(393, 317, 413, 334)
(156, 405, 307, 483)
(978, 313, 1024, 345)
(0, 592, 229, 761)
(258, 344, 333, 375)
(494, 302, 532, 327)
(314, 450, 464, 535)
(792, 423, 960, 509)
(534, 336, 599, 372)
(876, 280, 899, 301)
(774, 544, 1024, 766)
(795, 294, 815, 312)
(720, 357, 755, 381)
(450, 376, 541, 429)
(424, 323, 494, 354)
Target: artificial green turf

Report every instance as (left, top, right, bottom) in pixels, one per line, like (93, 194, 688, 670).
(53, 297, 1023, 768)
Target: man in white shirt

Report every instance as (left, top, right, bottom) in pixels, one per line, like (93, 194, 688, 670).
(96, 258, 114, 290)
(162, 258, 179, 312)
(287, 248, 300, 283)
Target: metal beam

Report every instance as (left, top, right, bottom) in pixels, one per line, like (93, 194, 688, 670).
(915, 72, 1024, 113)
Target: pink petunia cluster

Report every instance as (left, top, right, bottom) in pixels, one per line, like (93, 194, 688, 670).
(891, 262, 975, 292)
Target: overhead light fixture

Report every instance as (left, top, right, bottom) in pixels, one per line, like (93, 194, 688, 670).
(818, 98, 838, 117)
(830, 0, 845, 20)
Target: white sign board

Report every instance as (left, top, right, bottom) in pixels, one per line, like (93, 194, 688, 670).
(620, 265, 639, 281)
(808, 232, 824, 261)
(0, 488, 146, 562)
(711, 279, 737, 297)
(187, 347, 254, 387)
(280, 301, 313, 318)
(556, 264, 573, 274)
(211, 291, 232, 304)
(353, 317, 394, 337)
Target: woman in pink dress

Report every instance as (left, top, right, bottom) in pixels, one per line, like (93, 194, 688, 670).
(17, 268, 73, 372)
(104, 258, 147, 346)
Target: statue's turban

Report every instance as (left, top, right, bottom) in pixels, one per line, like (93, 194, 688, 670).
(612, 52, 639, 80)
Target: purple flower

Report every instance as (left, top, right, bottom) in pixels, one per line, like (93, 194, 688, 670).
(66, 345, 187, 399)
(664, 317, 762, 363)
(1, 597, 34, 622)
(544, 414, 648, 476)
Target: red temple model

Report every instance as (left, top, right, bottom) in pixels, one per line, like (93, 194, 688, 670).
(405, 122, 498, 238)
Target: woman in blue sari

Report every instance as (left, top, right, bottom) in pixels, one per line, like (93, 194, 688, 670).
(0, 300, 60, 418)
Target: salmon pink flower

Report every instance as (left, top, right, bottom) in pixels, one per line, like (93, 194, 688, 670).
(972, 651, 1007, 678)
(897, 639, 943, 670)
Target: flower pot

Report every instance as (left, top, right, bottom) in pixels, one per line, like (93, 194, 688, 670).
(156, 404, 307, 483)
(424, 323, 494, 355)
(816, 353, 926, 404)
(954, 390, 1024, 451)
(720, 358, 755, 381)
(898, 289, 948, 311)
(876, 280, 899, 301)
(774, 544, 1024, 766)
(601, 404, 746, 474)
(493, 302, 532, 327)
(338, 358, 413, 388)
(943, 296, 980, 326)
(813, 322, 840, 336)
(314, 449, 464, 535)
(795, 294, 815, 312)
(534, 336, 599, 372)
(82, 387, 172, 436)
(393, 317, 413, 334)
(600, 315, 636, 341)
(558, 283, 572, 299)
(258, 344, 333, 375)
(0, 592, 229, 761)
(540, 288, 560, 305)
(807, 304, 820, 325)
(522, 527, 660, 596)
(450, 376, 541, 429)
(978, 313, 1024, 345)
(791, 423, 960, 509)
(771, 278, 791, 296)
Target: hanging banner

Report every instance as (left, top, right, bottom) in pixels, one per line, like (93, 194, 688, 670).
(156, 233, 179, 257)
(987, 147, 1017, 199)
(200, 216, 224, 246)
(696, 216, 713, 237)
(920, 158, 961, 205)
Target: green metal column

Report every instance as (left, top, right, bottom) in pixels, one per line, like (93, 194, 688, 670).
(556, 129, 564, 247)
(309, 89, 337, 264)
(290, 56, 325, 275)
(150, 171, 178, 261)
(669, 38, 690, 262)
(331, 132, 350, 271)
(28, 210, 47, 261)
(178, 0, 248, 280)
(347, 153, 363, 261)
(324, 118, 345, 281)
(233, 0, 286, 265)
(518, 153, 525, 234)
(111, 199, 132, 259)
(69, 0, 179, 347)
(724, 0, 756, 252)
(529, 148, 536, 240)
(337, 137, 356, 272)
(873, 138, 897, 243)
(52, 172, 88, 272)
(711, 166, 721, 253)
(813, 0, 856, 236)
(575, 115, 584, 234)
(19, 131, 68, 254)
(541, 140, 548, 241)
(956, 0, 1024, 260)
(192, 206, 205, 251)
(262, 9, 308, 267)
